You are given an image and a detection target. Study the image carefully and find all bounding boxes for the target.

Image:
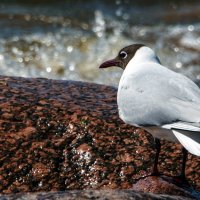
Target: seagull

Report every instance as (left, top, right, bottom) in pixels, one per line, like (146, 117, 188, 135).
(99, 44, 200, 181)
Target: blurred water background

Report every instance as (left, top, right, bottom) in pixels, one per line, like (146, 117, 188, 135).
(0, 0, 199, 86)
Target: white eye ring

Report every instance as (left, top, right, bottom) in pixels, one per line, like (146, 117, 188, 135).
(119, 51, 127, 59)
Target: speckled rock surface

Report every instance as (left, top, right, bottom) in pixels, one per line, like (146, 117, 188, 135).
(132, 176, 196, 199)
(0, 76, 199, 197)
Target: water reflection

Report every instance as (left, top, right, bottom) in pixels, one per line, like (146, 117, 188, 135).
(0, 1, 199, 86)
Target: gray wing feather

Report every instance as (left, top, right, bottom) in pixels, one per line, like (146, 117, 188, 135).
(162, 122, 200, 132)
(118, 63, 200, 126)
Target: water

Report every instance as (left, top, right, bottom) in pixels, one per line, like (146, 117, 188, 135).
(0, 0, 199, 86)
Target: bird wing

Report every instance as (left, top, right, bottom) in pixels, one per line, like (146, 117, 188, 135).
(172, 129, 200, 156)
(161, 120, 200, 156)
(168, 97, 200, 123)
(118, 62, 200, 126)
(162, 121, 200, 132)
(143, 66, 200, 156)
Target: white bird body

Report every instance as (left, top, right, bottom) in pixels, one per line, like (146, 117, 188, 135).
(117, 46, 200, 156)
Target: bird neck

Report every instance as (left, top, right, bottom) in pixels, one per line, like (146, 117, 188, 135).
(124, 46, 161, 74)
(132, 46, 160, 64)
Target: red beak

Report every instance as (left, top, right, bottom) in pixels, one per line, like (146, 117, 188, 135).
(99, 59, 121, 68)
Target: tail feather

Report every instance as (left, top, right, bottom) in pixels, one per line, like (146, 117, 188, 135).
(172, 129, 200, 156)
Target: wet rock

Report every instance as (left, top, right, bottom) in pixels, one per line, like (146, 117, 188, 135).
(0, 189, 195, 200)
(0, 76, 199, 198)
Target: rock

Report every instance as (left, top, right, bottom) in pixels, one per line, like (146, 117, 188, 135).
(132, 176, 196, 199)
(0, 189, 195, 200)
(0, 76, 199, 198)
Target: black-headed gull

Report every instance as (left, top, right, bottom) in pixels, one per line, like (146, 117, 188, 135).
(99, 44, 200, 180)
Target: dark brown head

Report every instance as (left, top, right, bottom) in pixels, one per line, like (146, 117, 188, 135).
(99, 44, 145, 70)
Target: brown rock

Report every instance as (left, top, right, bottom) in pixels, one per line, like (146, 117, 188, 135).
(0, 76, 199, 198)
(132, 176, 194, 198)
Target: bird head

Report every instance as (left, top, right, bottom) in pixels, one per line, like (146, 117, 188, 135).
(99, 44, 145, 70)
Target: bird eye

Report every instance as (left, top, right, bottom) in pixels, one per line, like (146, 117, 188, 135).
(119, 51, 127, 59)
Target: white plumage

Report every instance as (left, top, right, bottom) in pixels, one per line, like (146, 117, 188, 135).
(117, 46, 200, 156)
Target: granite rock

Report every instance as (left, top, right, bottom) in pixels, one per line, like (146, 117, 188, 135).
(0, 76, 199, 198)
(0, 189, 195, 200)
